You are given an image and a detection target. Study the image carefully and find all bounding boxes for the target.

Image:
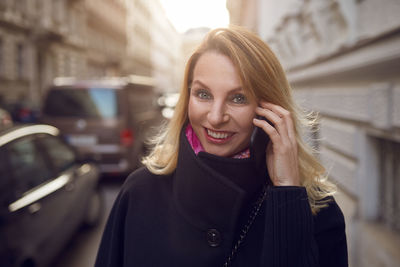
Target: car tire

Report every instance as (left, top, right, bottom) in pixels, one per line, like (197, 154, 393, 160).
(82, 188, 103, 228)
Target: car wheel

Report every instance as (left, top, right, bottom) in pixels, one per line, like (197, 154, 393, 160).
(82, 188, 103, 228)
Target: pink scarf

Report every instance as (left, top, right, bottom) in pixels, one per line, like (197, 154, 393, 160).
(185, 124, 250, 159)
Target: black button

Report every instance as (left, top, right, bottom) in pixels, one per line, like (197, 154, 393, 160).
(206, 229, 221, 247)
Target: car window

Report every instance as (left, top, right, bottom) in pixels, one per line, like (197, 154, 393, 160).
(39, 135, 76, 172)
(0, 148, 14, 207)
(7, 136, 52, 197)
(0, 148, 7, 186)
(42, 88, 118, 118)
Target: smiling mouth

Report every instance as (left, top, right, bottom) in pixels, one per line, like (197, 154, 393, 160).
(206, 128, 234, 140)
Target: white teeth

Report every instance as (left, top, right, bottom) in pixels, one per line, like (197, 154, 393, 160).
(207, 129, 229, 139)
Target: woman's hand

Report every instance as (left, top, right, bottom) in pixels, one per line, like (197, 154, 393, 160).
(253, 102, 300, 186)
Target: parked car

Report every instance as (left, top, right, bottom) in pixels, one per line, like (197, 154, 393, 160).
(0, 107, 13, 129)
(40, 76, 163, 176)
(0, 124, 102, 267)
(7, 102, 40, 123)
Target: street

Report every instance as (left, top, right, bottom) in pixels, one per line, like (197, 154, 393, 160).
(52, 178, 123, 267)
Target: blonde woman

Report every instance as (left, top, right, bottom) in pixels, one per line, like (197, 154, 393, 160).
(95, 26, 348, 267)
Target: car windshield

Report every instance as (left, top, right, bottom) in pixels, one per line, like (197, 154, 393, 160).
(43, 88, 118, 118)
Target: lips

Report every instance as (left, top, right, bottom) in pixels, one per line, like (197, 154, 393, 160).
(204, 128, 234, 143)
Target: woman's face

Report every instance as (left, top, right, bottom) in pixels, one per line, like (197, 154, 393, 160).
(188, 51, 257, 157)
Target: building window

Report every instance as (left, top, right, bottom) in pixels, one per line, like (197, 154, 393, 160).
(16, 43, 24, 79)
(378, 138, 400, 233)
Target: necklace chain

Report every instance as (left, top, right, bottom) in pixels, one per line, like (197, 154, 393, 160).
(223, 185, 268, 267)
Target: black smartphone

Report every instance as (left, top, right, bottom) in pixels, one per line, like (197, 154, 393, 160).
(250, 115, 272, 183)
(250, 115, 270, 152)
(250, 116, 273, 185)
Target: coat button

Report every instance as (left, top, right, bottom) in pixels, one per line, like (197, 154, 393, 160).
(206, 229, 221, 247)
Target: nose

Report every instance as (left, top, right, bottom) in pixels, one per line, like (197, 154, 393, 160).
(207, 101, 229, 126)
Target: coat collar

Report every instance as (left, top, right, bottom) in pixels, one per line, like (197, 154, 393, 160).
(173, 129, 267, 239)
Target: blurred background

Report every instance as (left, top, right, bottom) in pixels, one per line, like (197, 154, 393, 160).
(0, 0, 399, 267)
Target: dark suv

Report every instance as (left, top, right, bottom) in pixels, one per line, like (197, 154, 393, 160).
(40, 76, 163, 176)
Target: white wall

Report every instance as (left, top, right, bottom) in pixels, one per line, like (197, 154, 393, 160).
(255, 0, 400, 265)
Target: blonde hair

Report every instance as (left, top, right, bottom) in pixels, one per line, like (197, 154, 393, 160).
(143, 25, 336, 213)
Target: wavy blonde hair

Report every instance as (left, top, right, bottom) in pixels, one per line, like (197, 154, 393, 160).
(143, 25, 336, 213)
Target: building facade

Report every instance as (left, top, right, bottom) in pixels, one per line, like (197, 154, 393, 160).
(0, 0, 182, 109)
(86, 0, 127, 77)
(148, 0, 182, 93)
(227, 0, 400, 266)
(124, 0, 153, 76)
(0, 0, 87, 107)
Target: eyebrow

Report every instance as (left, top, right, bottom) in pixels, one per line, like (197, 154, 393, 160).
(191, 80, 244, 93)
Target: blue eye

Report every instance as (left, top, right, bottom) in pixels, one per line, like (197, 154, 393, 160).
(195, 89, 211, 100)
(231, 94, 247, 104)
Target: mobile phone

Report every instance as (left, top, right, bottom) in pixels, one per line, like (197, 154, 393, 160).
(250, 115, 272, 183)
(250, 115, 270, 152)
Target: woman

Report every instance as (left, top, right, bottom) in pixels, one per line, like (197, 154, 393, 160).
(95, 26, 348, 267)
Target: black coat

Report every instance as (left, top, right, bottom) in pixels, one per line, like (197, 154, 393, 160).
(95, 131, 348, 267)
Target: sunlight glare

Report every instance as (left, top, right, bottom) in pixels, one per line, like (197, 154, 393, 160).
(160, 0, 230, 33)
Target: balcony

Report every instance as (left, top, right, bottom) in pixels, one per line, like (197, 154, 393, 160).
(0, 6, 31, 31)
(31, 26, 64, 44)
